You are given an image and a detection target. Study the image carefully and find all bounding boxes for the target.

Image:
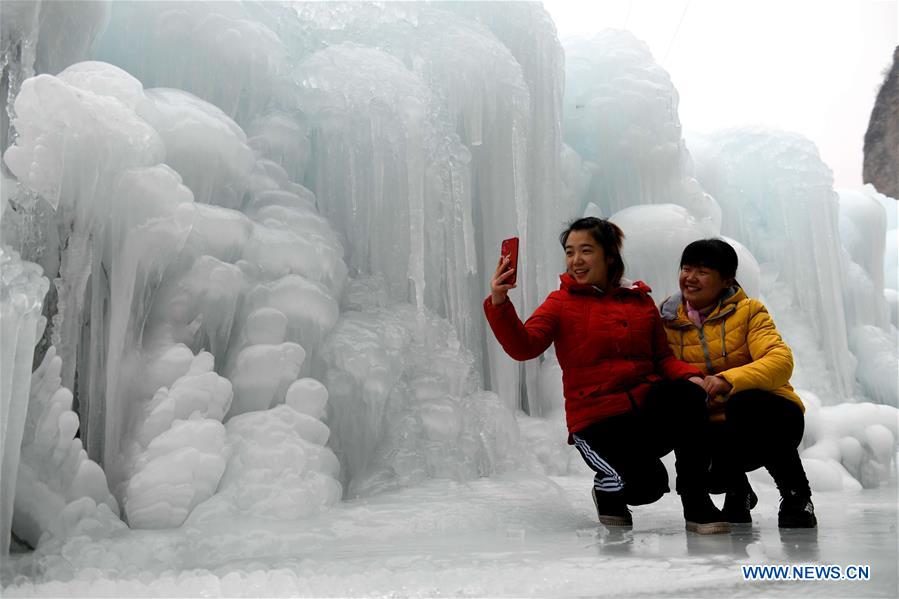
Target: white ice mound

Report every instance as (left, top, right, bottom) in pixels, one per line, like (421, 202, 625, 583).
(118, 347, 233, 529)
(241, 276, 340, 355)
(286, 378, 329, 420)
(246, 113, 311, 183)
(226, 340, 306, 418)
(123, 418, 228, 529)
(139, 88, 255, 208)
(3, 68, 164, 209)
(187, 401, 341, 523)
(801, 390, 898, 489)
(611, 204, 760, 301)
(14, 347, 121, 549)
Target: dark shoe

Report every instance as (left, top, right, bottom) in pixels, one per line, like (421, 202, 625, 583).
(723, 486, 758, 524)
(778, 491, 817, 528)
(592, 488, 633, 527)
(681, 493, 730, 534)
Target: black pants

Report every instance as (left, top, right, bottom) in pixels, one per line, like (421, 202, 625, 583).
(572, 380, 711, 505)
(708, 390, 810, 495)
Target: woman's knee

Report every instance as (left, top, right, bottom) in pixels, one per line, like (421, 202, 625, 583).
(622, 459, 670, 505)
(726, 391, 804, 446)
(646, 380, 707, 416)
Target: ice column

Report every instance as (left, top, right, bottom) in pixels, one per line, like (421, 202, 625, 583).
(838, 186, 897, 406)
(0, 247, 48, 554)
(3, 64, 165, 458)
(292, 4, 534, 412)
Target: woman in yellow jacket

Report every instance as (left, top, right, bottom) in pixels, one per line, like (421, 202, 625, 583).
(659, 239, 816, 528)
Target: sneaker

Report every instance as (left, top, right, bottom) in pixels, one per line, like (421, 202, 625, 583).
(592, 488, 633, 527)
(723, 486, 758, 524)
(681, 492, 730, 534)
(778, 491, 817, 528)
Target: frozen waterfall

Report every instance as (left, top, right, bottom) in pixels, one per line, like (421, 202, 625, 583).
(0, 1, 895, 581)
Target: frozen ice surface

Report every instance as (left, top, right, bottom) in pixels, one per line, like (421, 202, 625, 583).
(1, 473, 896, 597)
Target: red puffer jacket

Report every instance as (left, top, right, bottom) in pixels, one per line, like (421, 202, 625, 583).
(484, 274, 702, 437)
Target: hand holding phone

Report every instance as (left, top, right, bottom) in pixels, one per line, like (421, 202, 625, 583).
(500, 237, 519, 285)
(490, 237, 519, 305)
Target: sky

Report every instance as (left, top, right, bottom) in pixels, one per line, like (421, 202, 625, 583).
(544, 0, 898, 189)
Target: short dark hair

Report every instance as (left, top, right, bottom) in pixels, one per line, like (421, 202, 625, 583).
(559, 217, 626, 287)
(679, 239, 738, 280)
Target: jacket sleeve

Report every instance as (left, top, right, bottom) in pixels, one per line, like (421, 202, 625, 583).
(483, 293, 560, 361)
(717, 301, 793, 394)
(651, 304, 703, 380)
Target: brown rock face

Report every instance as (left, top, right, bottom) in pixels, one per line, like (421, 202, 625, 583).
(864, 46, 899, 200)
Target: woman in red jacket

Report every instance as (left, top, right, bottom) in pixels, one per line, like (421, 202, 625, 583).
(484, 217, 728, 534)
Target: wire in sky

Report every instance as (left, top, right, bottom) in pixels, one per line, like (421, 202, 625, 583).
(663, 0, 691, 66)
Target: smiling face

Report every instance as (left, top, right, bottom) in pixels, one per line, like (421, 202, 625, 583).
(565, 230, 611, 288)
(679, 264, 732, 310)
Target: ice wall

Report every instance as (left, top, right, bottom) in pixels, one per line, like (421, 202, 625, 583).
(687, 128, 856, 402)
(92, 0, 568, 418)
(6, 0, 563, 533)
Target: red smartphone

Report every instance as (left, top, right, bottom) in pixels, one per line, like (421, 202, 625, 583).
(501, 237, 519, 285)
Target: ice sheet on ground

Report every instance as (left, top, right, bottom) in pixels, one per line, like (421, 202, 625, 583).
(2, 473, 896, 597)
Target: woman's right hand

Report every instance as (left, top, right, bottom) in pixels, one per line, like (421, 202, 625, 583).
(490, 255, 517, 305)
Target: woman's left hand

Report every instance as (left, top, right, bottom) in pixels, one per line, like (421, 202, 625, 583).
(701, 375, 732, 397)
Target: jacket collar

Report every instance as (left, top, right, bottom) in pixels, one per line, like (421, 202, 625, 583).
(660, 284, 746, 326)
(559, 273, 651, 296)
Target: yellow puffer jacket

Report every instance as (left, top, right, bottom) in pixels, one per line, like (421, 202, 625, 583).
(659, 286, 803, 421)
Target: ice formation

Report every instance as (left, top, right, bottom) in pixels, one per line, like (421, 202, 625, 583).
(0, 2, 896, 588)
(323, 276, 526, 497)
(14, 347, 119, 546)
(0, 247, 48, 552)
